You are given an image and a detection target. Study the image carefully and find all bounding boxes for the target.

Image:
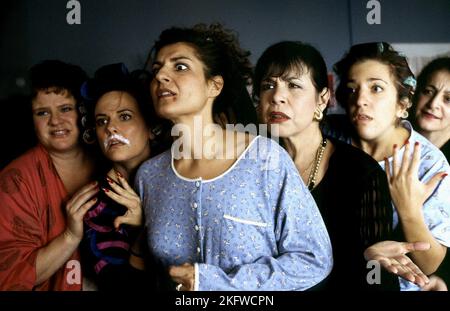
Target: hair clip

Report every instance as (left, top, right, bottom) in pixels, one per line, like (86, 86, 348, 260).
(377, 42, 384, 53)
(403, 76, 417, 88)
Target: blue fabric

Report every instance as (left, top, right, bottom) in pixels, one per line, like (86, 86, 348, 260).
(135, 136, 333, 291)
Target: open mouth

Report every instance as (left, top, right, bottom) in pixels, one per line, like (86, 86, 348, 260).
(104, 134, 130, 150)
(157, 88, 176, 98)
(50, 129, 69, 137)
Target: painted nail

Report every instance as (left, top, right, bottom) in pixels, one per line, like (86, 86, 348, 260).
(415, 142, 419, 146)
(102, 187, 109, 193)
(106, 177, 113, 184)
(442, 173, 448, 179)
(393, 144, 398, 149)
(116, 170, 123, 178)
(404, 140, 409, 145)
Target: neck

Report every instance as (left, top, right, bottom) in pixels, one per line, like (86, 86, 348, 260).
(48, 146, 87, 168)
(353, 126, 410, 161)
(113, 145, 151, 182)
(420, 129, 450, 149)
(172, 113, 228, 160)
(281, 124, 324, 184)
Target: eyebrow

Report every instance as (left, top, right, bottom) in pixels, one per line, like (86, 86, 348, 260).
(95, 109, 134, 118)
(348, 78, 388, 84)
(153, 56, 193, 66)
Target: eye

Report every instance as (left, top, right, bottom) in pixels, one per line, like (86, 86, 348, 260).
(260, 82, 274, 91)
(95, 118, 108, 127)
(288, 82, 301, 89)
(372, 84, 383, 93)
(151, 65, 160, 75)
(35, 110, 49, 117)
(422, 87, 434, 96)
(346, 86, 357, 94)
(60, 105, 74, 113)
(119, 113, 132, 121)
(444, 95, 450, 105)
(175, 63, 188, 71)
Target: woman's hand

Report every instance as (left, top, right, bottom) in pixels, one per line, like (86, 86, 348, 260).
(169, 263, 195, 291)
(103, 170, 143, 229)
(364, 241, 430, 287)
(385, 141, 447, 218)
(421, 275, 448, 291)
(65, 181, 99, 242)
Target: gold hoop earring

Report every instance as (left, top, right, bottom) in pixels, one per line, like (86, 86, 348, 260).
(314, 108, 323, 121)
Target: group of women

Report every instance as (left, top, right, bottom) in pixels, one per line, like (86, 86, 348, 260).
(0, 23, 449, 291)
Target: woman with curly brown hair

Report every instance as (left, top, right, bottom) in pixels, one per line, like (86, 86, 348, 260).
(133, 24, 333, 291)
(334, 42, 450, 291)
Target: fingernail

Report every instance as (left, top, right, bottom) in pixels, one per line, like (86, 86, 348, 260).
(384, 157, 388, 161)
(404, 140, 409, 145)
(415, 142, 419, 146)
(116, 170, 123, 178)
(102, 187, 109, 193)
(393, 144, 398, 149)
(442, 173, 448, 179)
(106, 177, 113, 184)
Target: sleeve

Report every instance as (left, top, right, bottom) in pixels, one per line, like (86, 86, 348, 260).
(0, 168, 43, 290)
(420, 152, 450, 247)
(195, 145, 333, 291)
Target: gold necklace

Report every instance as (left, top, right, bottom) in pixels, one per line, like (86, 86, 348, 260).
(307, 138, 327, 191)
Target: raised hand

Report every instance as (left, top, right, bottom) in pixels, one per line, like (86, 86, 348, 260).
(385, 141, 447, 217)
(65, 181, 99, 242)
(364, 241, 431, 287)
(102, 170, 143, 229)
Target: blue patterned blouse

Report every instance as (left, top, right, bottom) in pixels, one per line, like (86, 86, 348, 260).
(135, 135, 333, 291)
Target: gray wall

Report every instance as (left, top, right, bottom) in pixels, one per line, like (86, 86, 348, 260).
(1, 0, 449, 99)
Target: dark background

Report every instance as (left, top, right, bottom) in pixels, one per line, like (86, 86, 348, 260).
(1, 0, 449, 167)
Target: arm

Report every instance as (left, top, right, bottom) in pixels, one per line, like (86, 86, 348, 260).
(385, 142, 448, 274)
(35, 182, 99, 285)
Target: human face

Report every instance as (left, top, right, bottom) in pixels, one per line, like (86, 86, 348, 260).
(415, 70, 450, 135)
(95, 91, 151, 169)
(150, 42, 218, 123)
(32, 90, 80, 153)
(258, 68, 328, 138)
(346, 60, 404, 142)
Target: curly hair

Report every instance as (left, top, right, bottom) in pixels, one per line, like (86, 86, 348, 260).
(334, 42, 415, 111)
(413, 57, 450, 105)
(147, 23, 257, 126)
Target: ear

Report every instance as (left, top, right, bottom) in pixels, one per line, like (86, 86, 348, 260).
(208, 75, 224, 98)
(148, 127, 155, 141)
(396, 96, 411, 118)
(317, 87, 330, 112)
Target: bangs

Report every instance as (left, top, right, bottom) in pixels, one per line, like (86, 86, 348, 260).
(262, 60, 308, 81)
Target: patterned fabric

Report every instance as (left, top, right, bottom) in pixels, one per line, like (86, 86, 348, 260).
(136, 136, 333, 291)
(82, 177, 131, 276)
(0, 144, 82, 291)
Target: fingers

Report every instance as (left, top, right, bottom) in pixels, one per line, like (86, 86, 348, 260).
(400, 140, 410, 175)
(66, 182, 99, 213)
(385, 157, 391, 180)
(392, 144, 399, 176)
(114, 170, 137, 195)
(409, 142, 421, 175)
(106, 177, 136, 202)
(425, 171, 448, 199)
(400, 241, 431, 254)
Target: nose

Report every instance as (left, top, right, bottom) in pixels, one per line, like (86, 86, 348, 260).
(49, 112, 62, 126)
(154, 66, 170, 84)
(426, 93, 440, 110)
(271, 85, 287, 106)
(355, 89, 368, 107)
(106, 119, 118, 135)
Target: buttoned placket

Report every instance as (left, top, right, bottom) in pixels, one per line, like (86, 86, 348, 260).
(193, 179, 203, 260)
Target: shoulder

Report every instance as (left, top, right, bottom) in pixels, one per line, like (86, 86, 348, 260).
(135, 149, 171, 180)
(330, 138, 382, 173)
(245, 136, 296, 171)
(0, 145, 44, 180)
(411, 129, 448, 166)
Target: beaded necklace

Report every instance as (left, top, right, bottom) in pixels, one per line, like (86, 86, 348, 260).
(307, 138, 327, 191)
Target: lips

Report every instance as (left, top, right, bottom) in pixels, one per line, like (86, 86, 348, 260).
(156, 88, 176, 98)
(107, 139, 124, 149)
(268, 111, 290, 123)
(420, 111, 440, 120)
(50, 129, 69, 137)
(353, 113, 373, 122)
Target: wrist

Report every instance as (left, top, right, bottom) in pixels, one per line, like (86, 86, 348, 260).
(63, 230, 82, 246)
